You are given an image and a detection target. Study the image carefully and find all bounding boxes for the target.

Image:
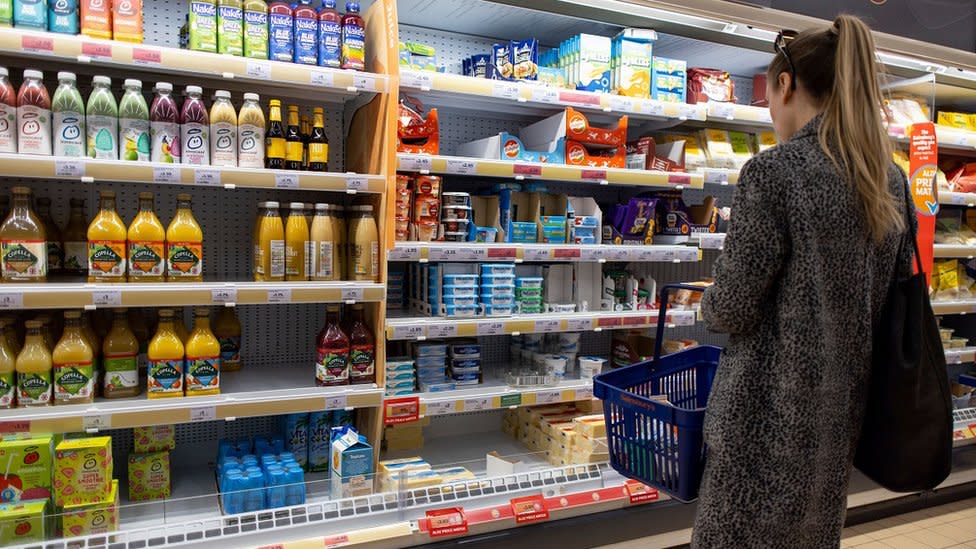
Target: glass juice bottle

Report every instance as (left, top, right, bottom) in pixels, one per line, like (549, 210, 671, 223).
(102, 308, 140, 398)
(315, 304, 348, 386)
(87, 190, 127, 283)
(128, 192, 166, 282)
(34, 197, 62, 275)
(347, 304, 374, 385)
(52, 310, 95, 405)
(62, 197, 88, 277)
(0, 318, 14, 409)
(213, 307, 242, 372)
(0, 186, 46, 283)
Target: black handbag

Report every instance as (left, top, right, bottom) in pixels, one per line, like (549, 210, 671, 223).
(854, 181, 953, 492)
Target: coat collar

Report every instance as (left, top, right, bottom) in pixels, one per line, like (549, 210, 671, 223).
(791, 113, 823, 141)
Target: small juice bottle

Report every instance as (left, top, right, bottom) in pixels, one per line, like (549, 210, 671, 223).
(87, 190, 127, 283)
(213, 307, 241, 371)
(347, 304, 374, 385)
(128, 192, 166, 282)
(217, 0, 243, 56)
(309, 203, 335, 281)
(242, 0, 267, 59)
(340, 2, 364, 71)
(237, 92, 264, 168)
(185, 307, 220, 396)
(315, 304, 348, 386)
(119, 78, 150, 162)
(0, 67, 15, 153)
(307, 106, 327, 171)
(166, 193, 203, 282)
(80, 0, 111, 39)
(35, 197, 62, 274)
(180, 86, 209, 165)
(209, 90, 237, 167)
(285, 202, 309, 281)
(0, 318, 15, 408)
(254, 201, 284, 281)
(17, 69, 51, 156)
(147, 309, 184, 398)
(267, 0, 292, 62)
(317, 0, 340, 68)
(52, 310, 95, 405)
(150, 82, 181, 164)
(112, 0, 141, 42)
(102, 308, 139, 398)
(86, 75, 118, 159)
(292, 0, 316, 65)
(284, 104, 301, 170)
(62, 197, 88, 277)
(52, 71, 86, 158)
(0, 186, 46, 283)
(16, 319, 51, 406)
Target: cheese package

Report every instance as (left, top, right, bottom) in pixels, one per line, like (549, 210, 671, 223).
(571, 449, 610, 464)
(434, 467, 476, 483)
(572, 415, 607, 439)
(728, 131, 754, 169)
(575, 399, 604, 414)
(754, 131, 777, 153)
(543, 420, 576, 438)
(378, 457, 430, 481)
(381, 469, 442, 491)
(573, 434, 608, 455)
(700, 129, 735, 169)
(938, 111, 973, 130)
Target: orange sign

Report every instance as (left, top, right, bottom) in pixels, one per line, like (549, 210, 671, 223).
(909, 122, 938, 282)
(511, 495, 549, 524)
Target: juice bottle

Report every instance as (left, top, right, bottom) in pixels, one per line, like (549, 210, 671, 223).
(15, 320, 52, 407)
(112, 0, 141, 42)
(0, 318, 15, 409)
(237, 92, 264, 168)
(0, 0, 12, 25)
(267, 0, 292, 62)
(147, 309, 184, 398)
(2, 316, 21, 356)
(52, 71, 85, 157)
(347, 304, 374, 385)
(102, 308, 139, 398)
(52, 310, 95, 404)
(150, 82, 181, 164)
(180, 86, 209, 165)
(284, 104, 301, 170)
(172, 307, 188, 341)
(128, 192, 165, 282)
(347, 204, 377, 282)
(35, 197, 62, 274)
(0, 67, 15, 153)
(86, 75, 118, 160)
(189, 0, 217, 52)
(80, 0, 111, 39)
(48, 0, 78, 34)
(0, 186, 46, 283)
(210, 90, 237, 167)
(119, 78, 150, 162)
(309, 203, 334, 280)
(315, 304, 348, 386)
(254, 201, 284, 281)
(166, 193, 203, 282)
(17, 69, 51, 156)
(87, 190, 127, 282)
(185, 307, 220, 396)
(242, 0, 267, 59)
(14, 0, 46, 28)
(265, 98, 284, 169)
(213, 307, 241, 371)
(340, 2, 364, 71)
(317, 0, 339, 68)
(292, 0, 316, 65)
(217, 0, 243, 55)
(285, 202, 309, 281)
(62, 197, 87, 276)
(308, 107, 327, 172)
(331, 204, 344, 279)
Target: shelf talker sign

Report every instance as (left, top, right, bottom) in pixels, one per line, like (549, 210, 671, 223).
(511, 494, 549, 524)
(383, 396, 420, 425)
(425, 507, 469, 538)
(909, 121, 937, 284)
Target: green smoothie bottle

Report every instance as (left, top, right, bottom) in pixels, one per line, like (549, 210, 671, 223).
(51, 71, 85, 158)
(86, 75, 118, 160)
(118, 79, 150, 162)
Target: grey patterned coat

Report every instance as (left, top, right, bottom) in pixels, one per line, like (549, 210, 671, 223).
(691, 115, 915, 548)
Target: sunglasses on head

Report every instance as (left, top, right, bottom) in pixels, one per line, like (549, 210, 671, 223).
(774, 29, 798, 90)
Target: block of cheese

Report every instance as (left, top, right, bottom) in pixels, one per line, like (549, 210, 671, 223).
(572, 415, 607, 439)
(571, 450, 610, 464)
(379, 457, 431, 483)
(573, 434, 608, 455)
(541, 419, 577, 438)
(435, 467, 476, 483)
(575, 399, 604, 414)
(381, 469, 443, 491)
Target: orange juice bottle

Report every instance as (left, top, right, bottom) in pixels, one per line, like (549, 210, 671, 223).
(147, 309, 184, 398)
(285, 202, 309, 281)
(127, 192, 166, 282)
(102, 308, 139, 398)
(166, 193, 203, 282)
(172, 308, 189, 342)
(0, 318, 16, 409)
(213, 307, 241, 371)
(16, 320, 52, 407)
(185, 308, 220, 396)
(112, 0, 142, 43)
(253, 201, 284, 282)
(87, 190, 127, 283)
(52, 310, 95, 405)
(80, 0, 112, 39)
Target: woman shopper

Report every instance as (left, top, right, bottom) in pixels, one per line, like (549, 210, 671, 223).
(691, 15, 916, 549)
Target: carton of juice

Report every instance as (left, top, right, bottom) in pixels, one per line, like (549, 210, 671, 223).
(307, 410, 333, 472)
(0, 500, 46, 544)
(80, 0, 111, 39)
(0, 436, 54, 503)
(281, 412, 308, 470)
(0, 0, 12, 26)
(54, 437, 113, 507)
(127, 452, 170, 501)
(111, 0, 141, 42)
(61, 479, 118, 537)
(133, 425, 176, 453)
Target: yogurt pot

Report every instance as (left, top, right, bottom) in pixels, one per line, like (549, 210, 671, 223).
(481, 273, 516, 286)
(481, 263, 516, 276)
(481, 283, 515, 296)
(481, 293, 515, 306)
(543, 354, 568, 379)
(415, 356, 447, 368)
(443, 231, 468, 242)
(516, 277, 544, 288)
(442, 192, 471, 206)
(444, 303, 480, 317)
(442, 294, 478, 307)
(484, 303, 517, 316)
(578, 356, 607, 379)
(442, 205, 471, 221)
(474, 227, 498, 242)
(413, 342, 448, 357)
(443, 284, 479, 297)
(444, 274, 479, 286)
(449, 341, 481, 357)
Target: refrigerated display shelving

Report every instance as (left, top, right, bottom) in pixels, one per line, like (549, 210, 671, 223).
(388, 242, 702, 263)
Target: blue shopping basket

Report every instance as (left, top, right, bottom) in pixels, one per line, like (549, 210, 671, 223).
(593, 284, 720, 502)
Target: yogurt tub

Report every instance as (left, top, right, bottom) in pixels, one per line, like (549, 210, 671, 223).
(520, 305, 544, 314)
(443, 274, 479, 286)
(516, 277, 544, 288)
(450, 371, 481, 383)
(442, 284, 479, 297)
(442, 294, 478, 307)
(442, 192, 471, 206)
(413, 343, 448, 357)
(444, 303, 479, 317)
(481, 283, 516, 296)
(549, 303, 577, 313)
(415, 356, 447, 368)
(480, 293, 515, 306)
(451, 358, 481, 369)
(442, 205, 472, 221)
(484, 303, 517, 316)
(522, 334, 544, 349)
(474, 227, 498, 242)
(515, 287, 543, 299)
(543, 354, 568, 379)
(480, 263, 516, 276)
(481, 273, 516, 286)
(449, 341, 481, 357)
(443, 231, 468, 242)
(578, 356, 607, 379)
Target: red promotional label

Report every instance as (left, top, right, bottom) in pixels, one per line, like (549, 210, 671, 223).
(426, 508, 468, 538)
(0, 421, 30, 435)
(597, 317, 622, 327)
(323, 534, 350, 548)
(133, 47, 161, 64)
(667, 173, 692, 185)
(511, 495, 549, 524)
(559, 91, 601, 106)
(625, 480, 659, 504)
(21, 36, 53, 52)
(487, 247, 516, 259)
(621, 315, 648, 326)
(81, 41, 112, 58)
(513, 164, 543, 177)
(384, 396, 420, 425)
(909, 122, 937, 284)
(553, 248, 581, 259)
(581, 169, 607, 181)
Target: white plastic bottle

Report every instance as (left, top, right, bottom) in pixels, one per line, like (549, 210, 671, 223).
(51, 71, 85, 157)
(237, 92, 265, 169)
(209, 89, 237, 167)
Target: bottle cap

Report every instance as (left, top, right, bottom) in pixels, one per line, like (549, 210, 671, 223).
(290, 202, 304, 209)
(155, 82, 173, 92)
(266, 201, 280, 208)
(315, 203, 329, 211)
(243, 92, 260, 102)
(57, 71, 76, 82)
(185, 85, 203, 95)
(322, 0, 336, 8)
(215, 90, 231, 100)
(93, 75, 111, 86)
(313, 107, 323, 114)
(124, 79, 142, 89)
(269, 99, 281, 106)
(346, 2, 359, 12)
(22, 69, 43, 80)
(348, 204, 373, 212)
(0, 68, 7, 77)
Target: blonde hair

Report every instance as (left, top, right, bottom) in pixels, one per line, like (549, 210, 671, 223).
(769, 14, 904, 242)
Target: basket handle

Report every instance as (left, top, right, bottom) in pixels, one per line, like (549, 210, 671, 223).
(653, 284, 707, 361)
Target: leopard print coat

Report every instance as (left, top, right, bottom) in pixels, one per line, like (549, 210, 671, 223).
(691, 115, 915, 549)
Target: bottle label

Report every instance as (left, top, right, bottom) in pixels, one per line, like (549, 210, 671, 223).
(266, 136, 285, 162)
(211, 121, 237, 166)
(353, 241, 377, 278)
(189, 0, 218, 52)
(119, 118, 150, 161)
(318, 19, 341, 68)
(286, 240, 304, 277)
(150, 121, 180, 163)
(270, 239, 285, 278)
(148, 358, 183, 395)
(243, 9, 269, 59)
(64, 241, 87, 273)
(316, 346, 349, 384)
(254, 243, 264, 276)
(308, 142, 328, 165)
(86, 114, 117, 159)
(17, 105, 51, 155)
(341, 22, 366, 70)
(129, 240, 165, 277)
(349, 343, 375, 379)
(285, 140, 303, 164)
(17, 371, 52, 405)
(0, 372, 13, 408)
(47, 240, 63, 272)
(371, 241, 379, 279)
(219, 336, 241, 364)
(54, 110, 85, 157)
(182, 123, 209, 165)
(186, 355, 220, 393)
(294, 15, 318, 65)
(0, 103, 16, 153)
(1, 239, 47, 280)
(88, 240, 126, 278)
(268, 13, 294, 62)
(104, 354, 138, 390)
(54, 360, 94, 400)
(217, 5, 244, 55)
(51, 0, 80, 33)
(238, 124, 264, 168)
(167, 241, 203, 277)
(316, 241, 333, 278)
(304, 240, 314, 279)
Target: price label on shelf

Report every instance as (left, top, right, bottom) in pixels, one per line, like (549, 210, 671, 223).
(245, 61, 272, 80)
(580, 247, 604, 262)
(346, 176, 368, 192)
(428, 323, 458, 339)
(341, 287, 364, 302)
(500, 393, 522, 408)
(558, 91, 601, 107)
(392, 324, 425, 340)
(667, 173, 692, 186)
(0, 293, 24, 309)
(463, 398, 490, 412)
(608, 95, 636, 113)
(275, 173, 299, 189)
(446, 159, 477, 175)
(401, 71, 434, 89)
(92, 290, 122, 306)
(388, 245, 421, 261)
(575, 387, 594, 401)
(21, 35, 53, 52)
(530, 86, 559, 104)
(353, 74, 376, 91)
(511, 495, 549, 524)
(523, 248, 551, 262)
(477, 322, 505, 336)
(486, 247, 517, 260)
(426, 508, 468, 538)
(491, 82, 520, 100)
(606, 248, 629, 261)
(534, 319, 561, 333)
(699, 233, 726, 250)
(430, 247, 484, 261)
(132, 47, 161, 65)
(82, 414, 111, 432)
(81, 41, 112, 58)
(153, 166, 181, 183)
(211, 287, 237, 304)
(310, 71, 335, 87)
(536, 390, 561, 404)
(677, 103, 699, 120)
(0, 421, 31, 435)
(553, 248, 581, 260)
(399, 155, 433, 172)
(324, 395, 348, 410)
(190, 406, 217, 423)
(513, 164, 542, 177)
(580, 169, 607, 182)
(639, 99, 665, 117)
(425, 400, 455, 416)
(194, 169, 221, 186)
(267, 288, 292, 303)
(621, 314, 648, 326)
(55, 159, 86, 178)
(384, 396, 420, 425)
(757, 109, 773, 124)
(708, 103, 736, 120)
(566, 318, 592, 332)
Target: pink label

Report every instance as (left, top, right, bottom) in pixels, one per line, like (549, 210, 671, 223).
(21, 36, 53, 51)
(667, 173, 692, 185)
(581, 169, 607, 180)
(82, 42, 112, 57)
(133, 48, 161, 64)
(487, 248, 516, 259)
(513, 164, 542, 176)
(559, 91, 601, 106)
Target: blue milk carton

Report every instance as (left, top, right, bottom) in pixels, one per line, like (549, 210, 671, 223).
(330, 426, 373, 499)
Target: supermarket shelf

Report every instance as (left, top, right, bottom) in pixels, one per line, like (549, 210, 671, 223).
(0, 153, 385, 193)
(688, 233, 727, 251)
(385, 308, 698, 340)
(936, 127, 976, 157)
(946, 347, 976, 365)
(939, 192, 976, 207)
(0, 28, 389, 99)
(406, 377, 594, 418)
(387, 242, 701, 263)
(0, 281, 385, 310)
(0, 365, 382, 434)
(702, 102, 773, 129)
(955, 407, 976, 446)
(396, 153, 704, 189)
(697, 167, 741, 186)
(931, 300, 976, 315)
(934, 243, 976, 258)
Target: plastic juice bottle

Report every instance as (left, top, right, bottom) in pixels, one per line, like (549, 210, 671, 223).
(15, 320, 52, 406)
(185, 307, 220, 396)
(150, 82, 181, 164)
(347, 204, 377, 282)
(0, 67, 15, 153)
(180, 86, 209, 165)
(237, 92, 264, 168)
(217, 0, 243, 55)
(265, 98, 284, 169)
(80, 0, 111, 38)
(119, 78, 150, 161)
(167, 193, 203, 282)
(284, 105, 301, 170)
(52, 310, 94, 404)
(317, 0, 339, 68)
(52, 71, 85, 157)
(267, 0, 292, 62)
(347, 304, 373, 384)
(0, 186, 46, 283)
(189, 0, 217, 52)
(102, 308, 139, 397)
(14, 0, 46, 28)
(242, 0, 267, 59)
(112, 0, 141, 42)
(315, 304, 348, 386)
(308, 107, 327, 171)
(86, 75, 118, 159)
(128, 192, 165, 282)
(0, 319, 15, 409)
(87, 190, 127, 282)
(210, 90, 237, 167)
(35, 197, 62, 274)
(62, 197, 87, 276)
(340, 2, 364, 71)
(292, 0, 316, 65)
(48, 0, 79, 34)
(254, 201, 284, 281)
(285, 202, 309, 281)
(309, 203, 334, 281)
(17, 69, 51, 156)
(213, 306, 241, 371)
(148, 309, 184, 398)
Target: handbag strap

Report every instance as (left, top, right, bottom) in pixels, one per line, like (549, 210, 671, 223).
(897, 177, 925, 276)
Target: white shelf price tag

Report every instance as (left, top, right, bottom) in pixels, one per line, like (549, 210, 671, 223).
(463, 397, 490, 412)
(267, 288, 292, 303)
(428, 323, 458, 338)
(275, 173, 299, 189)
(709, 103, 736, 120)
(429, 247, 484, 261)
(55, 159, 86, 177)
(491, 82, 520, 100)
(388, 245, 421, 261)
(534, 319, 561, 333)
(574, 387, 594, 401)
(677, 104, 699, 120)
(426, 400, 455, 416)
(566, 318, 592, 332)
(392, 324, 425, 340)
(580, 248, 604, 262)
(153, 166, 181, 183)
(699, 233, 726, 250)
(401, 71, 434, 90)
(536, 390, 561, 405)
(530, 86, 559, 104)
(446, 159, 477, 175)
(341, 287, 364, 302)
(477, 322, 505, 336)
(0, 293, 24, 309)
(523, 248, 551, 262)
(245, 61, 272, 79)
(346, 176, 368, 192)
(82, 414, 111, 431)
(757, 109, 773, 124)
(194, 169, 221, 186)
(211, 287, 237, 304)
(399, 155, 432, 172)
(639, 99, 665, 117)
(189, 406, 217, 422)
(310, 71, 335, 87)
(92, 290, 122, 306)
(608, 95, 635, 113)
(353, 74, 375, 91)
(634, 248, 658, 262)
(325, 395, 348, 410)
